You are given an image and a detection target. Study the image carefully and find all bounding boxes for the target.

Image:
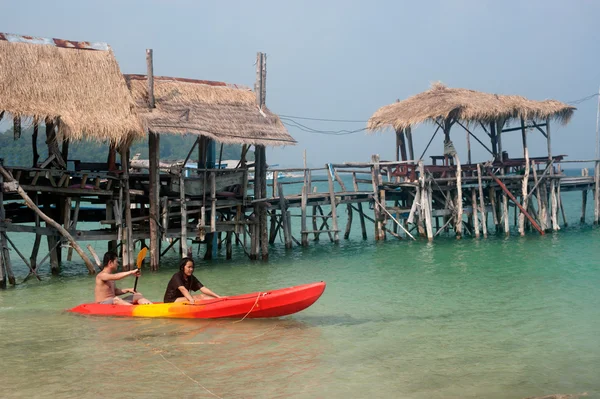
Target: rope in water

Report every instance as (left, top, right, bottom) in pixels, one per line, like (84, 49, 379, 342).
(158, 353, 223, 399)
(232, 292, 264, 324)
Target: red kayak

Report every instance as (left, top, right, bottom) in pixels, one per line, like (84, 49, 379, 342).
(68, 281, 325, 319)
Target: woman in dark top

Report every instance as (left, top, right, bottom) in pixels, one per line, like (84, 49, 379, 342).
(163, 257, 221, 303)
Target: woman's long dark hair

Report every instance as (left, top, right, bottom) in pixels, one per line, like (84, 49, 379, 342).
(179, 257, 195, 271)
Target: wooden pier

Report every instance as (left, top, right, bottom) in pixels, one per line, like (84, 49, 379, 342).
(1, 34, 599, 288)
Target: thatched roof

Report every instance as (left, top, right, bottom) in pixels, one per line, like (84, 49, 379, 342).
(367, 82, 575, 132)
(125, 74, 296, 147)
(0, 33, 143, 146)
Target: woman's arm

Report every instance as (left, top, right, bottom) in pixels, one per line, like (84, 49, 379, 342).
(200, 286, 221, 298)
(177, 286, 196, 303)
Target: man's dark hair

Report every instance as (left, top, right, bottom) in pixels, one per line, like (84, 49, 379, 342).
(102, 251, 119, 268)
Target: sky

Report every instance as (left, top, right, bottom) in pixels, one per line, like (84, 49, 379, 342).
(2, 0, 600, 168)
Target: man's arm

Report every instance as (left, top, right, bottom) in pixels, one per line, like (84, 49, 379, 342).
(98, 269, 139, 282)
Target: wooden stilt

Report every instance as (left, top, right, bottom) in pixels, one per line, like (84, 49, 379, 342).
(352, 172, 367, 239)
(531, 162, 547, 231)
(558, 182, 567, 227)
(581, 168, 588, 223)
(179, 173, 188, 257)
(518, 118, 530, 236)
(454, 154, 463, 239)
(0, 170, 15, 286)
(301, 183, 308, 246)
(311, 205, 320, 241)
(418, 161, 433, 240)
(30, 192, 42, 270)
(278, 182, 292, 249)
(371, 155, 384, 240)
(326, 165, 340, 243)
(120, 148, 134, 269)
(471, 188, 480, 238)
(226, 231, 232, 260)
(477, 164, 488, 238)
(594, 161, 600, 224)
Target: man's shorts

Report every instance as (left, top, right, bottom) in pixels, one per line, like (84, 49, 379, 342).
(98, 295, 134, 305)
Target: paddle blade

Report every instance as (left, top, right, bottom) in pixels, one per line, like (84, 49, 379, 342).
(136, 247, 148, 269)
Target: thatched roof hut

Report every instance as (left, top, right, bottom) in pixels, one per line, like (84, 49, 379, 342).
(367, 82, 575, 132)
(125, 74, 296, 147)
(0, 33, 143, 146)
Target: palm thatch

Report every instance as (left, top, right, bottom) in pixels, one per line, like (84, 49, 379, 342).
(125, 75, 296, 146)
(0, 33, 143, 146)
(368, 82, 575, 132)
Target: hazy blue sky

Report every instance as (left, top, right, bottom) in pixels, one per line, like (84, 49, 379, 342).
(2, 0, 599, 167)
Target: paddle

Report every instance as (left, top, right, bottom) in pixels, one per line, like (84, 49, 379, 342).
(133, 247, 148, 292)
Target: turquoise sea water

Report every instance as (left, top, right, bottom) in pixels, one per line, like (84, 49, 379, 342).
(0, 180, 599, 398)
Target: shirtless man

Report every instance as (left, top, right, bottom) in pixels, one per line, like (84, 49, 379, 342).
(95, 251, 152, 305)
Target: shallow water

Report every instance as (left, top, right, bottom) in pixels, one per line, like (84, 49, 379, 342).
(0, 188, 599, 398)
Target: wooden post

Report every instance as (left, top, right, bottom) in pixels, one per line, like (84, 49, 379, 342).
(406, 126, 414, 162)
(518, 118, 530, 236)
(477, 164, 488, 238)
(454, 154, 463, 239)
(254, 52, 269, 260)
(371, 155, 384, 240)
(326, 165, 340, 243)
(490, 122, 498, 160)
(353, 172, 367, 239)
(278, 182, 292, 249)
(301, 183, 308, 246)
(531, 162, 547, 231)
(0, 168, 15, 286)
(489, 186, 499, 231)
(418, 161, 433, 240)
(32, 119, 39, 167)
(210, 171, 216, 234)
(497, 120, 509, 235)
(147, 48, 160, 270)
(471, 188, 479, 238)
(120, 148, 134, 269)
(594, 161, 600, 225)
(581, 168, 588, 223)
(179, 173, 188, 257)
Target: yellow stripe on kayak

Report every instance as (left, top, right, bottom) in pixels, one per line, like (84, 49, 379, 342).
(131, 302, 204, 318)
